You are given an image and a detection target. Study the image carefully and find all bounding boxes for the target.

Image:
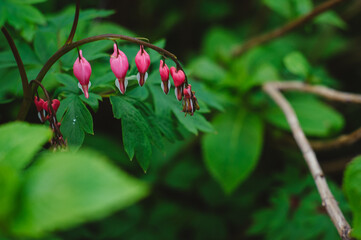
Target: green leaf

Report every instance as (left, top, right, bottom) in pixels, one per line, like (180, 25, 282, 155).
(202, 109, 263, 193)
(110, 96, 153, 172)
(0, 2, 6, 28)
(11, 150, 149, 237)
(343, 156, 361, 238)
(0, 165, 20, 221)
(202, 27, 238, 62)
(0, 122, 52, 170)
(55, 73, 78, 94)
(263, 0, 293, 18)
(34, 30, 59, 64)
(315, 11, 347, 29)
(283, 51, 311, 78)
(9, 0, 47, 3)
(148, 39, 166, 64)
(188, 57, 226, 83)
(80, 93, 102, 112)
(292, 0, 313, 15)
(58, 95, 93, 148)
(265, 94, 344, 137)
(10, 4, 46, 25)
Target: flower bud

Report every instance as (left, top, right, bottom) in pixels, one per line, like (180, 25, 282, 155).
(170, 67, 185, 101)
(159, 60, 170, 94)
(110, 43, 129, 94)
(73, 50, 92, 99)
(135, 45, 150, 87)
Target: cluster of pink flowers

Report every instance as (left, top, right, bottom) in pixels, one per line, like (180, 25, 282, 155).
(72, 43, 199, 115)
(34, 96, 61, 125)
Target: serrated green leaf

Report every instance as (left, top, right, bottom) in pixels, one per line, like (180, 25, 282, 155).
(265, 94, 344, 137)
(80, 93, 102, 112)
(343, 156, 361, 238)
(58, 95, 93, 148)
(54, 73, 78, 94)
(0, 122, 52, 170)
(11, 150, 149, 237)
(149, 85, 214, 134)
(110, 96, 153, 171)
(202, 109, 263, 193)
(283, 51, 311, 78)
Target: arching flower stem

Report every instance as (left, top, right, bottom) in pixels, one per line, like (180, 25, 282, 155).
(18, 34, 189, 120)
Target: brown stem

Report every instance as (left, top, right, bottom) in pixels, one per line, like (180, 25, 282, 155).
(232, 0, 348, 57)
(1, 27, 31, 119)
(65, 0, 80, 45)
(263, 81, 351, 239)
(18, 34, 187, 120)
(311, 126, 361, 151)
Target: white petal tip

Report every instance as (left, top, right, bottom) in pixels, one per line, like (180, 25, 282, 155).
(137, 72, 140, 84)
(78, 82, 83, 93)
(144, 72, 148, 83)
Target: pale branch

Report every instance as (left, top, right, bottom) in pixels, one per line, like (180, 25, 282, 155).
(270, 81, 361, 103)
(268, 81, 361, 151)
(263, 81, 352, 240)
(232, 0, 348, 57)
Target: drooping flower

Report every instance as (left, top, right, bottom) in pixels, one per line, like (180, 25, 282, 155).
(73, 50, 92, 99)
(43, 99, 60, 114)
(34, 96, 45, 122)
(135, 45, 150, 87)
(170, 67, 185, 101)
(159, 60, 170, 94)
(110, 43, 129, 94)
(182, 84, 199, 116)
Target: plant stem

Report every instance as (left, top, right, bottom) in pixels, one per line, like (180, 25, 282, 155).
(65, 0, 80, 45)
(263, 81, 352, 240)
(18, 34, 187, 120)
(232, 0, 348, 57)
(1, 27, 32, 120)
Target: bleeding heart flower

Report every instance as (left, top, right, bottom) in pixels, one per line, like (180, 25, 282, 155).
(110, 43, 129, 94)
(73, 50, 92, 99)
(182, 84, 199, 116)
(135, 45, 150, 87)
(159, 60, 170, 94)
(43, 99, 60, 114)
(170, 67, 185, 101)
(34, 96, 46, 122)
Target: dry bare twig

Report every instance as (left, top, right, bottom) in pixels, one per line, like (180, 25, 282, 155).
(263, 81, 352, 240)
(270, 81, 361, 151)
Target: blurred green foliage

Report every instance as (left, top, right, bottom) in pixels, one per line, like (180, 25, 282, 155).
(1, 0, 361, 239)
